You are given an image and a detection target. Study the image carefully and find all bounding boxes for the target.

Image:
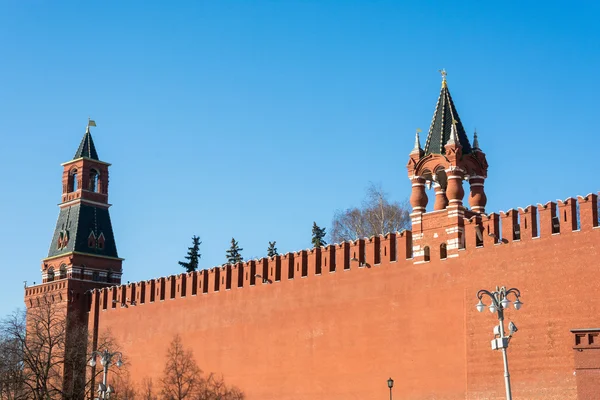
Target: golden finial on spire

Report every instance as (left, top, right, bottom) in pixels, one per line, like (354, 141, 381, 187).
(439, 69, 447, 87)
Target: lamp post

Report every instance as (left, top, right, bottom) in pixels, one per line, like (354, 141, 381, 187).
(89, 349, 123, 399)
(387, 377, 394, 400)
(475, 286, 523, 400)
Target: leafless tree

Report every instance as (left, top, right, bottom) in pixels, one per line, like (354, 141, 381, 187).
(159, 335, 244, 400)
(161, 335, 202, 400)
(110, 370, 137, 400)
(140, 377, 158, 400)
(0, 335, 25, 400)
(330, 183, 411, 243)
(197, 373, 244, 400)
(0, 299, 129, 400)
(0, 301, 69, 400)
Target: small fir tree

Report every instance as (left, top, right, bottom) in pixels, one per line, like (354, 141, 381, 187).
(225, 238, 244, 264)
(267, 241, 278, 257)
(311, 222, 327, 248)
(178, 235, 202, 272)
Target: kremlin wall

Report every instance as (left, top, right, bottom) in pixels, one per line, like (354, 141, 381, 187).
(23, 78, 600, 399)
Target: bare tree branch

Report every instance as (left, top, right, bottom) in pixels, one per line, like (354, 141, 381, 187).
(330, 183, 410, 243)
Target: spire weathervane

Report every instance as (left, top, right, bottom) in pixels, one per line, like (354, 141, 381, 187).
(86, 117, 97, 134)
(439, 69, 447, 87)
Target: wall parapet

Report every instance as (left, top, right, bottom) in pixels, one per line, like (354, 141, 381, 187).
(88, 191, 599, 314)
(89, 231, 416, 313)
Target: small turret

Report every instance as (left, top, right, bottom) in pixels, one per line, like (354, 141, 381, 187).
(406, 71, 490, 261)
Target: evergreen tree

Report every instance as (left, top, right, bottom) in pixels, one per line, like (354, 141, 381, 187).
(178, 235, 202, 272)
(225, 237, 244, 264)
(267, 241, 278, 257)
(311, 222, 327, 247)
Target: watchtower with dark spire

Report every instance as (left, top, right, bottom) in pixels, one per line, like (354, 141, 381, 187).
(23, 119, 123, 399)
(41, 119, 123, 285)
(407, 71, 489, 261)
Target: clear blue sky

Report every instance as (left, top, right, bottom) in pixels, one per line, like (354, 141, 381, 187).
(0, 1, 598, 316)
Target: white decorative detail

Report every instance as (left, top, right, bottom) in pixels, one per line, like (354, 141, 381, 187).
(433, 233, 438, 238)
(447, 121, 459, 146)
(411, 129, 423, 154)
(445, 166, 466, 173)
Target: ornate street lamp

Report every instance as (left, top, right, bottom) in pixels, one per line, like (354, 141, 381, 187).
(476, 286, 523, 400)
(89, 349, 123, 399)
(387, 377, 394, 400)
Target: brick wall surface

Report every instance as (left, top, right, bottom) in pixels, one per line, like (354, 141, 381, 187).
(85, 199, 600, 400)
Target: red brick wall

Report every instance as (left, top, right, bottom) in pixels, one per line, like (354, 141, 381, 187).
(86, 194, 600, 399)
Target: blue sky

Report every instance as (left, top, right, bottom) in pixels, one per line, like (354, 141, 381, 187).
(0, 1, 598, 316)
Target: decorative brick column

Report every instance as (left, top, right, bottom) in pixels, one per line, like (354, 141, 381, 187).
(410, 176, 428, 213)
(468, 175, 487, 213)
(445, 168, 465, 207)
(433, 182, 448, 210)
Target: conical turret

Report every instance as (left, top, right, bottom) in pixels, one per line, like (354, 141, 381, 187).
(423, 71, 472, 155)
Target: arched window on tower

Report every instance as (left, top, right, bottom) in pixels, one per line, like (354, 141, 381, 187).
(88, 169, 99, 192)
(47, 267, 55, 282)
(440, 243, 447, 260)
(69, 169, 78, 192)
(59, 264, 67, 279)
(423, 246, 431, 262)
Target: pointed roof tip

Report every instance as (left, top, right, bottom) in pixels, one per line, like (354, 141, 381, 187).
(473, 129, 480, 150)
(439, 68, 447, 88)
(73, 124, 99, 161)
(423, 71, 473, 155)
(411, 128, 423, 154)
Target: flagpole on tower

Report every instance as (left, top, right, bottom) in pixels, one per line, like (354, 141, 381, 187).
(86, 117, 97, 134)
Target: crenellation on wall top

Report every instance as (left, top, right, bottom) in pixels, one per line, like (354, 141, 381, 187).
(577, 193, 598, 203)
(499, 209, 517, 217)
(537, 201, 556, 210)
(86, 230, 417, 312)
(518, 205, 536, 214)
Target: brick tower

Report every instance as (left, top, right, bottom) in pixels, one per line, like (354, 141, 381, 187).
(406, 71, 489, 262)
(40, 119, 122, 286)
(23, 120, 122, 396)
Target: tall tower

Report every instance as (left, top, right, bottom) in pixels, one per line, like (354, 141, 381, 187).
(23, 120, 123, 397)
(42, 120, 122, 285)
(24, 119, 123, 318)
(406, 71, 489, 261)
